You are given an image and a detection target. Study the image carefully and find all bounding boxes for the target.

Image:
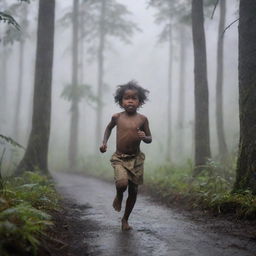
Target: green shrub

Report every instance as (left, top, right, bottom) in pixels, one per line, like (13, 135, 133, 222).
(0, 172, 58, 256)
(144, 158, 256, 218)
(82, 154, 256, 219)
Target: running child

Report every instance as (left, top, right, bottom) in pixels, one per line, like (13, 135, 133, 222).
(99, 80, 152, 231)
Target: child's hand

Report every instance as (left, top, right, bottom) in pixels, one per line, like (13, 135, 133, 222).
(99, 144, 107, 153)
(137, 128, 146, 140)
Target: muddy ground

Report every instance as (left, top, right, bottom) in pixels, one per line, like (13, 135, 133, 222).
(48, 173, 256, 256)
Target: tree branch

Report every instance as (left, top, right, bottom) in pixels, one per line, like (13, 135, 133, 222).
(211, 0, 219, 19)
(222, 18, 239, 37)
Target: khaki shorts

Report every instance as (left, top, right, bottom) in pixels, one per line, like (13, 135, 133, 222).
(110, 152, 145, 185)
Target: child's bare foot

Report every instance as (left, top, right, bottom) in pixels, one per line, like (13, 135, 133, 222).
(121, 218, 132, 231)
(112, 196, 122, 212)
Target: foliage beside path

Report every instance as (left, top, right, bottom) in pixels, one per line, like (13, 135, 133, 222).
(0, 172, 59, 256)
(145, 159, 256, 220)
(82, 156, 256, 220)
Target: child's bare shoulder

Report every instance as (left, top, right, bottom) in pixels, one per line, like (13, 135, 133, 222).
(137, 113, 148, 122)
(111, 112, 123, 121)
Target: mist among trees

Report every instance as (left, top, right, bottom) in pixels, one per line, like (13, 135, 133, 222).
(1, 0, 256, 254)
(0, 0, 255, 201)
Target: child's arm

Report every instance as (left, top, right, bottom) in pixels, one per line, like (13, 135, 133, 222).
(99, 114, 118, 153)
(138, 117, 152, 144)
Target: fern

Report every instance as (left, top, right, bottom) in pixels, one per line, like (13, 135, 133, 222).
(0, 203, 53, 255)
(0, 203, 51, 220)
(0, 0, 30, 32)
(0, 172, 58, 255)
(0, 12, 20, 30)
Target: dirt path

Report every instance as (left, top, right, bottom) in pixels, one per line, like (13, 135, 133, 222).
(53, 173, 256, 256)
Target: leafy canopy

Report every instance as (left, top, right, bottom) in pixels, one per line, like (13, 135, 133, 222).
(148, 0, 191, 43)
(0, 0, 30, 30)
(59, 0, 140, 54)
(61, 84, 99, 110)
(148, 0, 218, 43)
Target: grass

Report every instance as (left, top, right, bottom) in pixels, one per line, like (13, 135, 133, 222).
(0, 171, 59, 256)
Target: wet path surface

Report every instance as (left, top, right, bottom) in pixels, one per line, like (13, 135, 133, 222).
(53, 173, 256, 256)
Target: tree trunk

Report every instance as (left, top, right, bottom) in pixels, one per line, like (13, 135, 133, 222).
(166, 24, 173, 162)
(216, 0, 228, 161)
(16, 0, 55, 175)
(234, 0, 256, 193)
(79, 3, 85, 84)
(95, 0, 106, 152)
(0, 45, 7, 133)
(79, 3, 87, 150)
(13, 40, 25, 141)
(68, 0, 79, 169)
(13, 4, 28, 141)
(0, 0, 7, 134)
(25, 68, 34, 145)
(191, 0, 211, 173)
(177, 25, 187, 158)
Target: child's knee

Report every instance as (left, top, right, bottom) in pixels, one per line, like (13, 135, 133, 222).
(116, 179, 128, 191)
(128, 183, 138, 196)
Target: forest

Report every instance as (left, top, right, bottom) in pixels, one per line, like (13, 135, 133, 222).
(0, 0, 256, 255)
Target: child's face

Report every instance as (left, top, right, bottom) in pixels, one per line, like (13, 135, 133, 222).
(121, 89, 140, 113)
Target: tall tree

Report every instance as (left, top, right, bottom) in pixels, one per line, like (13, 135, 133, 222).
(149, 0, 176, 162)
(78, 2, 85, 84)
(0, 45, 8, 134)
(191, 0, 211, 173)
(0, 0, 8, 134)
(68, 0, 79, 169)
(215, 0, 228, 161)
(96, 0, 106, 152)
(149, 0, 190, 162)
(166, 24, 173, 162)
(13, 3, 29, 141)
(234, 0, 256, 193)
(16, 0, 55, 174)
(173, 7, 191, 160)
(176, 24, 188, 158)
(1, 0, 34, 137)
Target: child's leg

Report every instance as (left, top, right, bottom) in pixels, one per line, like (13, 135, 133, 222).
(122, 180, 138, 231)
(113, 179, 128, 212)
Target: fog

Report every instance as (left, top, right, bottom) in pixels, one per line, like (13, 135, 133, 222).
(0, 0, 239, 171)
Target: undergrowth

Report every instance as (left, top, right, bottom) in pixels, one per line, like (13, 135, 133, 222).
(83, 155, 256, 219)
(145, 158, 256, 219)
(0, 171, 59, 256)
(81, 154, 113, 181)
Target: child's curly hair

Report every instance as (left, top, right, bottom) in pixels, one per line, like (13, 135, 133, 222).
(114, 80, 149, 108)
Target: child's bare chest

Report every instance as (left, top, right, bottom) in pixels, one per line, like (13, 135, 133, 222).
(117, 115, 144, 132)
